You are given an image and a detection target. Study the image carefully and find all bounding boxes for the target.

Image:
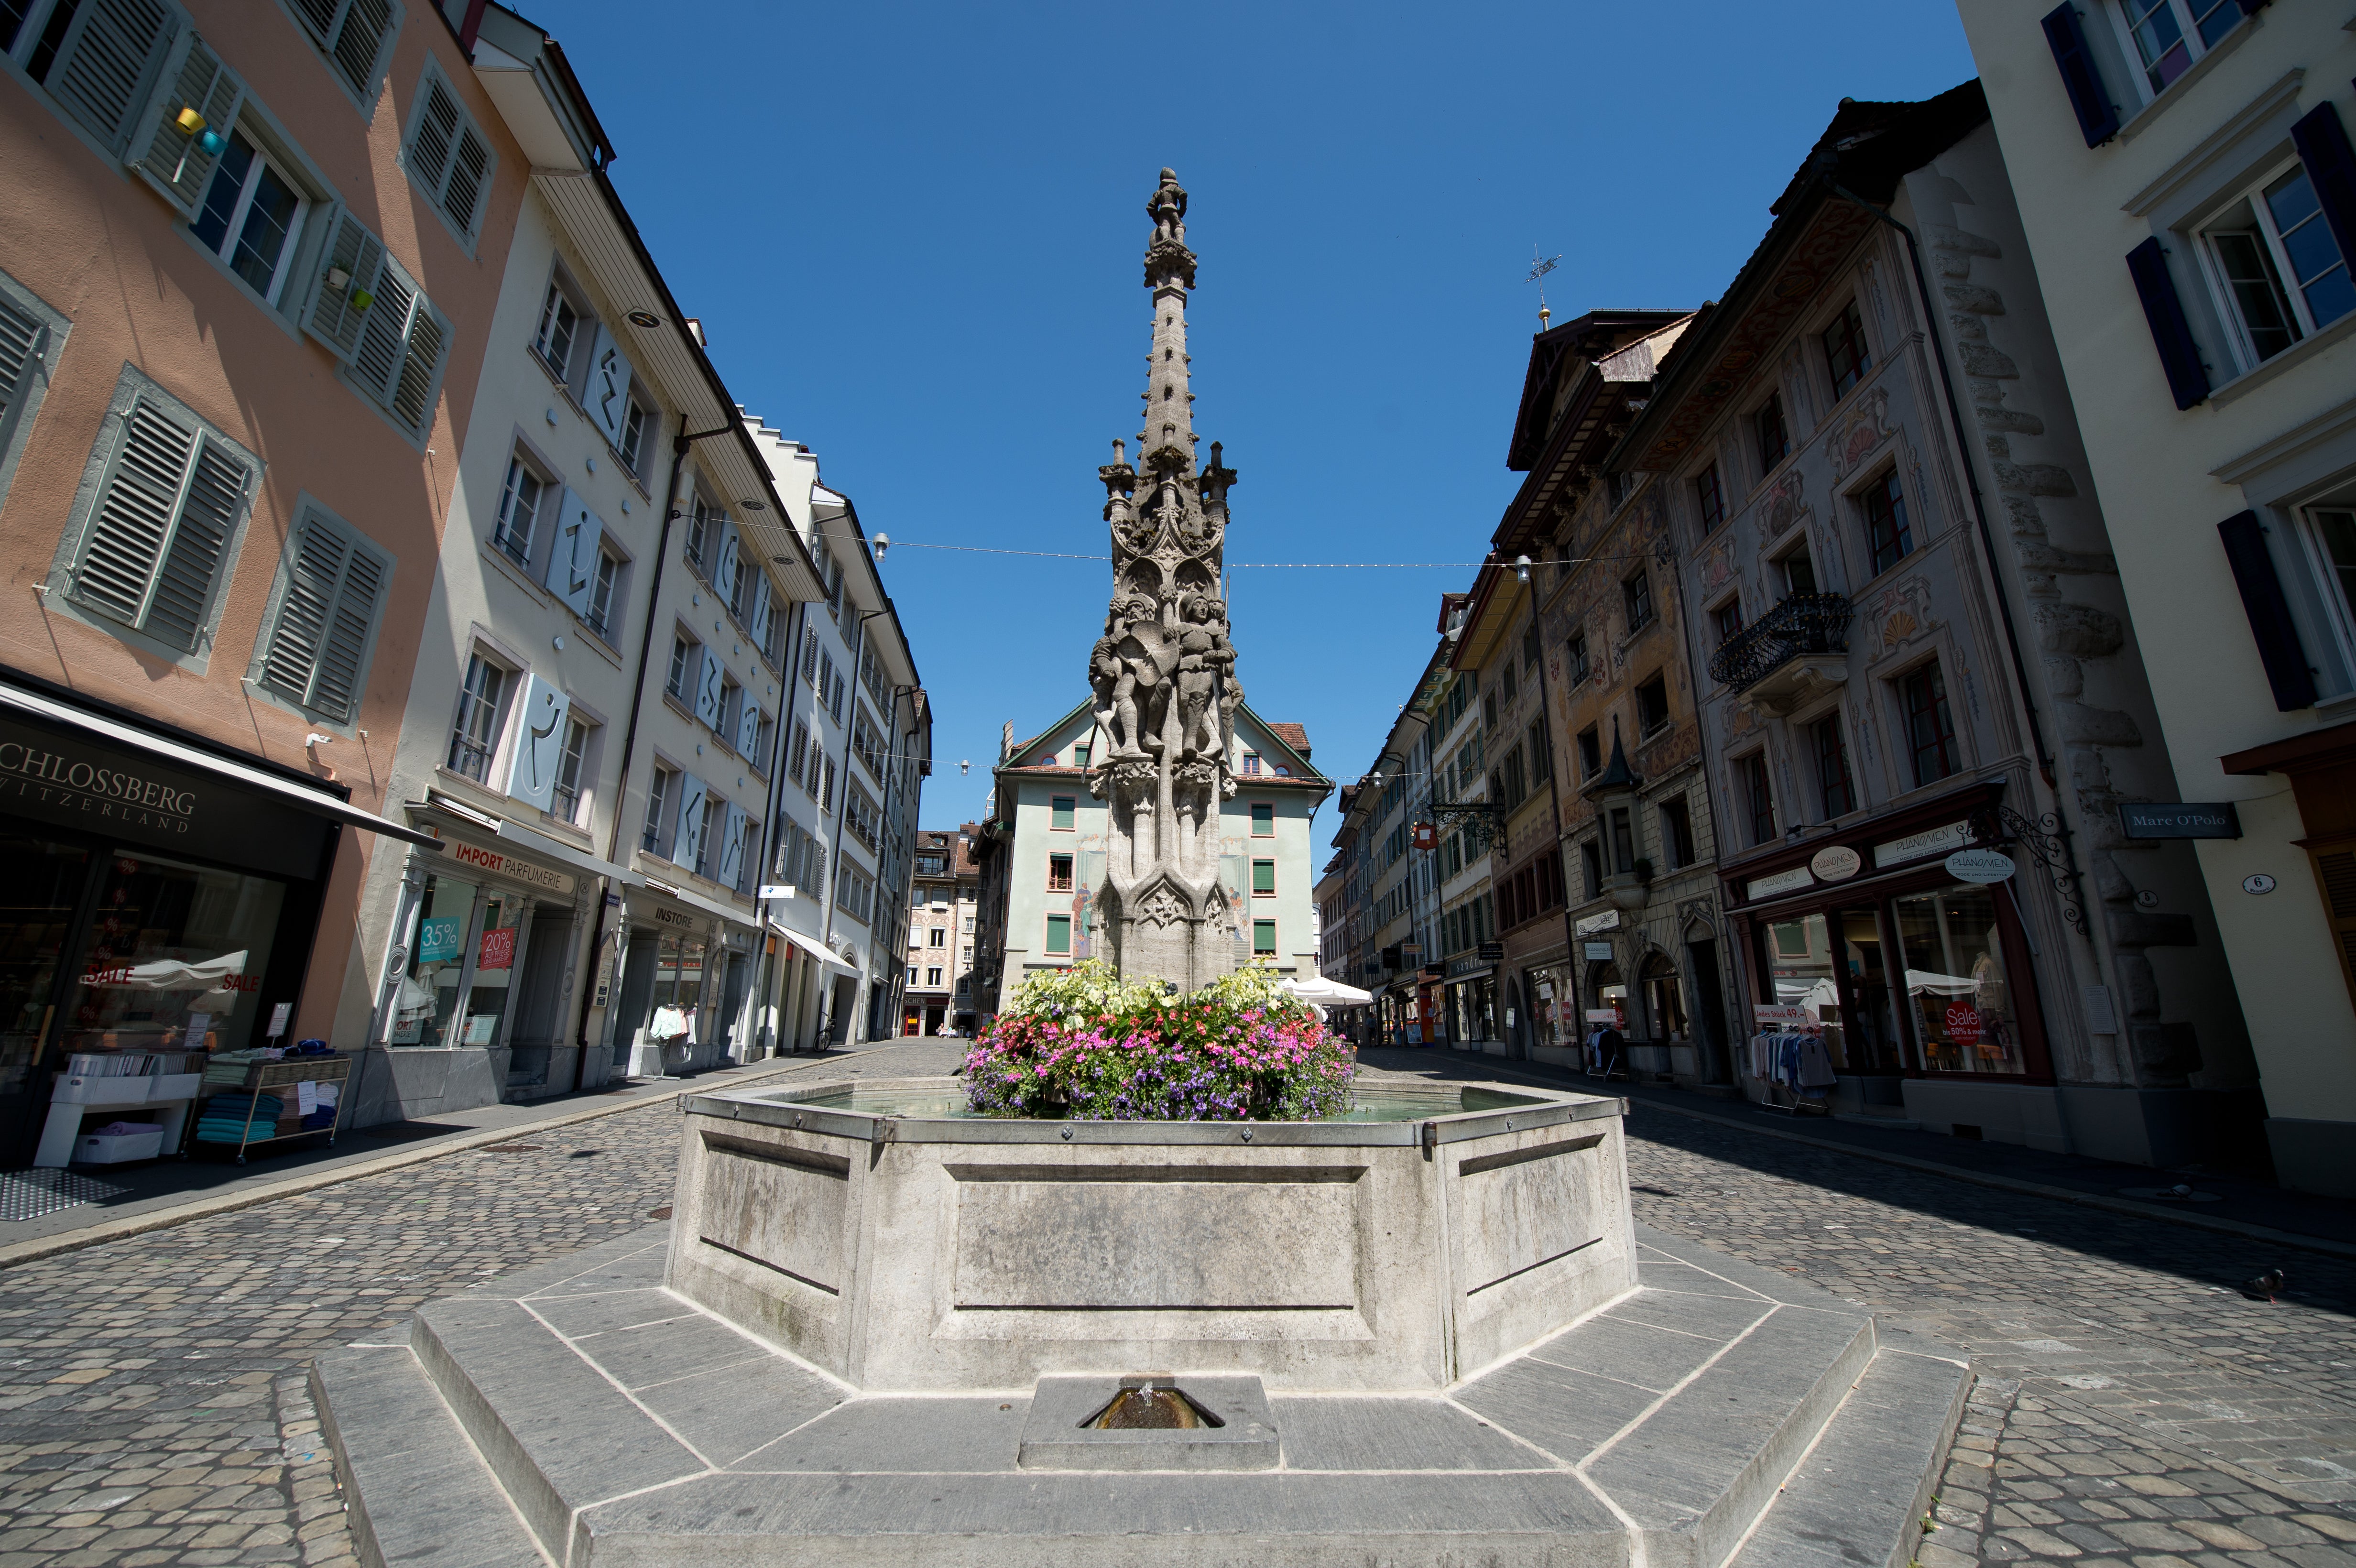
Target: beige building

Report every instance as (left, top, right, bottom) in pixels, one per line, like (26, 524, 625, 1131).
(1957, 3, 2356, 1193)
(900, 825, 979, 1035)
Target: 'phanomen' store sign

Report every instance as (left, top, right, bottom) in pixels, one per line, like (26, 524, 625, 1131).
(0, 715, 330, 878)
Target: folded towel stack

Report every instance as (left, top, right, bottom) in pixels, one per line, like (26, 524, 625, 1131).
(196, 1093, 282, 1143)
(300, 1108, 336, 1129)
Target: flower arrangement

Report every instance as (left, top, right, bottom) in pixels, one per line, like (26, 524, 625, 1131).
(963, 960, 1354, 1122)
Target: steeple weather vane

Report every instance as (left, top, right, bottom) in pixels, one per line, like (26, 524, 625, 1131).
(1526, 244, 1560, 330)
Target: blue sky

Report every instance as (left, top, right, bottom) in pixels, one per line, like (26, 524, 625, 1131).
(556, 0, 1979, 855)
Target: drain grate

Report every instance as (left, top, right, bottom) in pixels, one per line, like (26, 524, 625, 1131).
(0, 1168, 131, 1223)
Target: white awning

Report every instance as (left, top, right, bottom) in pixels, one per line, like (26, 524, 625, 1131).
(0, 678, 445, 850)
(1285, 976, 1374, 1006)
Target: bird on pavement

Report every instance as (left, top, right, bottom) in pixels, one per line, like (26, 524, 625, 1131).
(2241, 1268, 2286, 1302)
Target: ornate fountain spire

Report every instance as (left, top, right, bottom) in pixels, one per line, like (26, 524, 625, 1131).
(1087, 169, 1246, 992)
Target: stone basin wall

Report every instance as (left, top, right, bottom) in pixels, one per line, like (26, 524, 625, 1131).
(664, 1078, 1636, 1393)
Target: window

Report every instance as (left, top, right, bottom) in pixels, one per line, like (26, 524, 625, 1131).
(1498, 744, 1526, 809)
(1659, 797, 1695, 871)
(586, 547, 621, 643)
(716, 674, 743, 749)
(1522, 623, 1541, 671)
(1695, 463, 1726, 534)
(254, 505, 389, 724)
(819, 758, 836, 814)
(2304, 507, 2356, 664)
(618, 393, 649, 477)
(1863, 471, 1913, 576)
(551, 717, 591, 824)
(191, 133, 308, 305)
(1047, 853, 1073, 892)
(1822, 299, 1871, 397)
(1901, 664, 1960, 786)
(0, 274, 62, 516)
(1527, 718, 1550, 783)
(1240, 752, 1262, 775)
(1482, 687, 1499, 731)
(64, 375, 257, 657)
(1253, 920, 1276, 957)
(2113, 0, 2247, 98)
(1738, 752, 1775, 847)
(447, 653, 507, 783)
(1711, 599, 1744, 646)
(1577, 726, 1601, 778)
(534, 276, 584, 383)
(491, 453, 546, 569)
(1636, 675, 1670, 735)
(1045, 914, 1072, 956)
(666, 633, 698, 702)
(1624, 569, 1654, 632)
(1501, 662, 1517, 702)
(1813, 714, 1855, 819)
(402, 61, 494, 245)
(1778, 545, 1819, 597)
(1050, 795, 1076, 831)
(1071, 742, 1091, 772)
(928, 926, 946, 947)
(2199, 164, 2356, 371)
(643, 766, 674, 854)
(687, 494, 723, 570)
(282, 0, 403, 107)
(1252, 859, 1276, 896)
(1250, 802, 1274, 837)
(1754, 392, 1790, 472)
(1567, 632, 1590, 684)
(1609, 807, 1637, 876)
(907, 966, 919, 986)
(927, 967, 943, 988)
(1580, 840, 1603, 901)
(303, 213, 451, 440)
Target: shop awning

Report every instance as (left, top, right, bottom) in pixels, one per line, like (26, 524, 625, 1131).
(410, 794, 635, 884)
(636, 874, 757, 929)
(0, 678, 446, 851)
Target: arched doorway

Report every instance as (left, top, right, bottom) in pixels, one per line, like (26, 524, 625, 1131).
(1640, 950, 1688, 1045)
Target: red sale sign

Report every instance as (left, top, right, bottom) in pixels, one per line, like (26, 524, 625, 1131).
(1945, 1003, 1982, 1045)
(478, 927, 517, 971)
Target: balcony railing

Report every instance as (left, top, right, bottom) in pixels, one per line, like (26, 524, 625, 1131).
(1707, 593, 1853, 693)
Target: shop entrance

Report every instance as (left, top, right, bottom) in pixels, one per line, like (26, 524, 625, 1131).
(614, 934, 658, 1068)
(0, 835, 95, 1161)
(505, 906, 574, 1090)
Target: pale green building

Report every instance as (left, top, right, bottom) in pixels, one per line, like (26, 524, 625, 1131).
(971, 701, 1330, 1013)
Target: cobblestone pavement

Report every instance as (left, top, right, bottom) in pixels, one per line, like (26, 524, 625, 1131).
(0, 1045, 2348, 1568)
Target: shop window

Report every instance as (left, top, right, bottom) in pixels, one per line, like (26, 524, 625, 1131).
(254, 505, 391, 726)
(1813, 713, 1856, 819)
(1047, 853, 1073, 892)
(1624, 568, 1654, 632)
(1251, 801, 1274, 837)
(1659, 797, 1694, 870)
(392, 872, 479, 1048)
(1738, 752, 1775, 846)
(1822, 299, 1871, 398)
(1754, 391, 1790, 473)
(1901, 663, 1960, 786)
(1640, 953, 1687, 1043)
(1253, 919, 1276, 956)
(1636, 675, 1670, 735)
(63, 373, 259, 660)
(1894, 885, 2024, 1075)
(447, 652, 511, 783)
(1862, 471, 1913, 576)
(647, 931, 707, 1041)
(1045, 914, 1072, 956)
(1253, 859, 1276, 896)
(1694, 463, 1726, 534)
(1050, 795, 1076, 831)
(58, 849, 285, 1061)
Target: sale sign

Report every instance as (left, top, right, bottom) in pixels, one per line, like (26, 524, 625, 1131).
(478, 926, 517, 971)
(1944, 1003, 1982, 1045)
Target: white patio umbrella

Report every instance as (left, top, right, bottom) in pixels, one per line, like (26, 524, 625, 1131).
(1282, 976, 1374, 1006)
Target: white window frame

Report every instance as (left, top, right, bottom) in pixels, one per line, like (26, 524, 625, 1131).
(534, 267, 591, 390)
(2191, 158, 2355, 377)
(447, 647, 515, 786)
(2103, 0, 2249, 107)
(550, 714, 596, 827)
(491, 446, 553, 572)
(189, 131, 311, 307)
(2291, 499, 2356, 688)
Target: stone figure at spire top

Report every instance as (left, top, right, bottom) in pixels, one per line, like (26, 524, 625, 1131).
(1085, 169, 1243, 991)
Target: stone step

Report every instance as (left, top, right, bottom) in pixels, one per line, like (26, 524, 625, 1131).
(1731, 1345, 1973, 1568)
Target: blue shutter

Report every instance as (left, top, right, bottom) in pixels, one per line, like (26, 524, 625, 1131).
(694, 647, 726, 728)
(2216, 512, 2316, 712)
(719, 804, 749, 890)
(2125, 239, 2208, 410)
(674, 773, 709, 867)
(544, 489, 598, 616)
(502, 674, 571, 810)
(2041, 4, 2119, 148)
(2291, 103, 2356, 288)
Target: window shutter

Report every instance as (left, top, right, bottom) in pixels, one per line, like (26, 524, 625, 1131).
(789, 720, 808, 787)
(2039, 4, 2118, 149)
(259, 510, 388, 722)
(720, 804, 749, 889)
(0, 295, 48, 425)
(674, 773, 708, 867)
(387, 292, 449, 437)
(406, 72, 459, 196)
(349, 251, 418, 407)
(749, 571, 772, 653)
(544, 489, 599, 615)
(302, 207, 387, 364)
(73, 395, 249, 654)
(737, 698, 763, 758)
(326, 0, 396, 102)
(443, 120, 491, 237)
(2291, 103, 2356, 286)
(501, 674, 570, 810)
(694, 647, 726, 728)
(45, 0, 179, 153)
(130, 31, 245, 217)
(2125, 239, 2208, 410)
(2216, 511, 2317, 711)
(709, 520, 739, 603)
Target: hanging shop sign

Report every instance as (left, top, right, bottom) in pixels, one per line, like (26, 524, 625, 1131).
(1573, 908, 1620, 936)
(2117, 802, 2242, 840)
(1746, 866, 1815, 901)
(1477, 941, 1504, 962)
(1944, 849, 2017, 884)
(1809, 845, 1863, 882)
(1411, 822, 1437, 851)
(443, 838, 574, 895)
(1873, 819, 1973, 869)
(1582, 941, 1614, 961)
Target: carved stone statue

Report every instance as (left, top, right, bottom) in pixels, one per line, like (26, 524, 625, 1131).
(1086, 169, 1243, 991)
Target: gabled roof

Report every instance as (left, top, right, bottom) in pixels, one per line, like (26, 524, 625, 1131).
(1609, 81, 1990, 477)
(996, 697, 1331, 790)
(1505, 310, 1694, 472)
(1494, 312, 1695, 557)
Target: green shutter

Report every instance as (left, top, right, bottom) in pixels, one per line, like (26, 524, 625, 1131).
(349, 251, 417, 406)
(1046, 915, 1072, 956)
(327, 0, 396, 100)
(302, 207, 387, 365)
(1253, 920, 1276, 955)
(259, 510, 387, 722)
(44, 0, 179, 153)
(406, 67, 493, 240)
(1253, 860, 1275, 895)
(0, 295, 46, 425)
(1051, 796, 1074, 830)
(73, 394, 250, 653)
(130, 30, 245, 217)
(387, 290, 449, 436)
(1251, 802, 1273, 836)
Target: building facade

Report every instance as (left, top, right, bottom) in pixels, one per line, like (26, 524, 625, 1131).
(1958, 0, 2356, 1195)
(1610, 84, 2247, 1164)
(901, 825, 979, 1035)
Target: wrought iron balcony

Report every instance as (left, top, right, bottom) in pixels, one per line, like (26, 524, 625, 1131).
(1707, 593, 1854, 715)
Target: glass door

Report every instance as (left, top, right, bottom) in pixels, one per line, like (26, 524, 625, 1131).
(0, 834, 97, 1166)
(1833, 906, 1905, 1071)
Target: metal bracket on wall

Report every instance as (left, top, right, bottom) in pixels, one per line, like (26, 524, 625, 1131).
(1430, 799, 1504, 853)
(1973, 805, 2090, 939)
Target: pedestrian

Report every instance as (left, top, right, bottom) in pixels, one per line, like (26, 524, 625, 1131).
(1586, 1020, 1624, 1079)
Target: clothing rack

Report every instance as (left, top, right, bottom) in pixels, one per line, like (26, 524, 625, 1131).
(1747, 1030, 1834, 1117)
